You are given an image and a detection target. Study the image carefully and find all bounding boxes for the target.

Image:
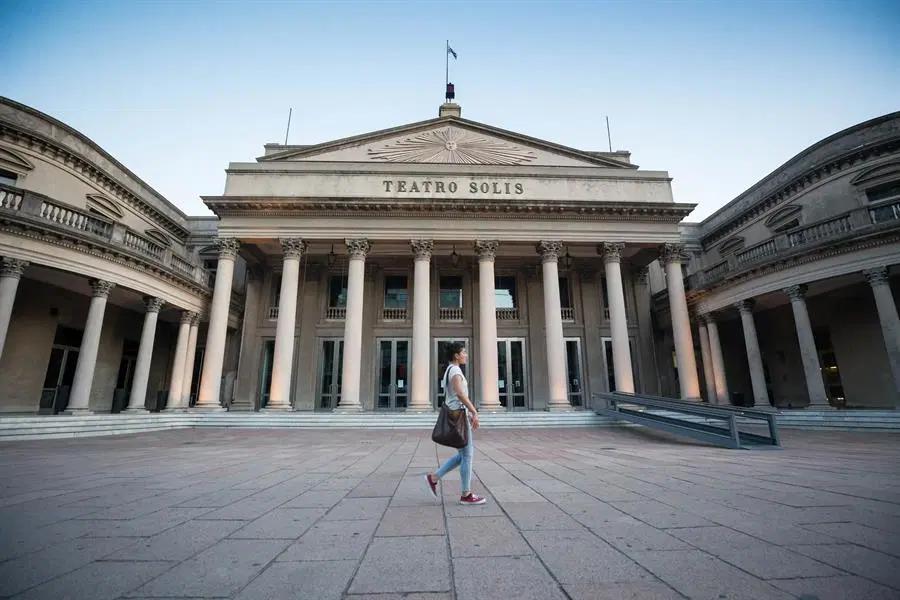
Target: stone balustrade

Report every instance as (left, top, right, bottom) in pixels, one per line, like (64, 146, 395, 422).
(0, 183, 210, 288)
(735, 239, 778, 266)
(788, 214, 853, 248)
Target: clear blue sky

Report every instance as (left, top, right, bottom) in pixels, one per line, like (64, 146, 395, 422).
(4, 0, 899, 220)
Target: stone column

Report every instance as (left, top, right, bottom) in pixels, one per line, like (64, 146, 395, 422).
(335, 239, 369, 412)
(266, 239, 305, 411)
(0, 258, 28, 361)
(697, 318, 716, 402)
(125, 297, 164, 412)
(231, 268, 261, 411)
(196, 238, 239, 410)
(864, 267, 900, 406)
(660, 244, 701, 400)
(703, 314, 729, 405)
(165, 311, 195, 411)
(410, 239, 433, 412)
(65, 279, 114, 414)
(784, 284, 829, 408)
(736, 300, 770, 408)
(179, 315, 200, 409)
(476, 240, 502, 410)
(601, 242, 635, 394)
(539, 241, 572, 410)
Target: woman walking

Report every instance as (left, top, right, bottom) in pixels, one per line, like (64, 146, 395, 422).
(424, 341, 486, 505)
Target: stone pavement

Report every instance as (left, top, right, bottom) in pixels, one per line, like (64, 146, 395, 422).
(1, 427, 899, 600)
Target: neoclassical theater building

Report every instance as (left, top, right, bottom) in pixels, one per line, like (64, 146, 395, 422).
(0, 95, 897, 416)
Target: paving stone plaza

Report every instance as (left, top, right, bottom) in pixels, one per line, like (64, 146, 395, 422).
(1, 428, 899, 599)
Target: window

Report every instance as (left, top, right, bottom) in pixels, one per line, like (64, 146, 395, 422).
(268, 274, 282, 318)
(328, 276, 347, 308)
(558, 276, 572, 309)
(383, 276, 409, 309)
(439, 276, 463, 309)
(600, 275, 610, 319)
(866, 181, 900, 204)
(871, 203, 900, 224)
(0, 169, 17, 187)
(494, 276, 517, 309)
(773, 218, 800, 233)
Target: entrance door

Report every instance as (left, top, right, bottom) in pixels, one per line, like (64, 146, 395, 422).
(497, 338, 527, 410)
(433, 338, 470, 408)
(317, 338, 344, 410)
(40, 345, 80, 414)
(258, 340, 275, 409)
(112, 339, 139, 412)
(602, 337, 637, 394)
(564, 338, 585, 407)
(376, 338, 410, 410)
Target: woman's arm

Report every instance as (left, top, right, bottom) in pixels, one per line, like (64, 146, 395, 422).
(452, 374, 479, 429)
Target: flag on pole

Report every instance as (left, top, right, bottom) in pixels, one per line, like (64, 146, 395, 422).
(447, 46, 457, 60)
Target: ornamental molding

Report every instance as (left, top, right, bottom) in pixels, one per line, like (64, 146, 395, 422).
(90, 279, 115, 298)
(144, 296, 164, 312)
(701, 138, 900, 247)
(659, 243, 688, 265)
(0, 257, 28, 278)
(537, 240, 563, 263)
(475, 240, 499, 260)
(345, 238, 370, 259)
(367, 126, 537, 166)
(0, 222, 211, 297)
(783, 284, 808, 301)
(410, 239, 434, 260)
(0, 124, 190, 240)
(203, 198, 694, 224)
(279, 238, 306, 259)
(215, 238, 241, 259)
(864, 266, 890, 286)
(599, 242, 624, 263)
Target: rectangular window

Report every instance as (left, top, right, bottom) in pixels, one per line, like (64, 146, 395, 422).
(0, 169, 17, 187)
(269, 274, 282, 308)
(328, 276, 347, 308)
(558, 276, 572, 309)
(383, 275, 409, 309)
(494, 276, 517, 309)
(866, 181, 900, 203)
(439, 276, 463, 309)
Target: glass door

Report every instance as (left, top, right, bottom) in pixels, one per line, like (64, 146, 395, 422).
(433, 338, 470, 408)
(376, 338, 410, 410)
(317, 338, 344, 410)
(602, 337, 637, 394)
(258, 340, 275, 409)
(497, 338, 527, 410)
(564, 338, 584, 407)
(40, 345, 80, 414)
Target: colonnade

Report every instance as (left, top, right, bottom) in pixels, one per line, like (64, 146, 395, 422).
(696, 265, 900, 408)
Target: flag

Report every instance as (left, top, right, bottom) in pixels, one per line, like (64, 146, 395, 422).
(447, 46, 457, 60)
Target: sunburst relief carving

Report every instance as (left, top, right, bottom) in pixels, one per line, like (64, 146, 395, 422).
(367, 127, 536, 165)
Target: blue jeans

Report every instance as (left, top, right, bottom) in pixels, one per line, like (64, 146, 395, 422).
(435, 415, 473, 493)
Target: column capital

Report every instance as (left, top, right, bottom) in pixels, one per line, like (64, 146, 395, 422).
(784, 284, 808, 301)
(599, 242, 625, 263)
(215, 238, 241, 259)
(279, 238, 306, 259)
(537, 240, 564, 263)
(181, 310, 198, 324)
(474, 240, 499, 261)
(735, 299, 755, 313)
(659, 243, 687, 265)
(345, 238, 370, 259)
(90, 279, 115, 298)
(0, 258, 28, 279)
(864, 266, 890, 287)
(143, 296, 164, 313)
(410, 239, 434, 260)
(700, 312, 717, 324)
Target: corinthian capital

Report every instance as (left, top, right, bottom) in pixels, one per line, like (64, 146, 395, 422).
(599, 242, 625, 263)
(0, 258, 28, 279)
(280, 238, 306, 260)
(410, 239, 434, 260)
(864, 267, 890, 287)
(659, 243, 687, 265)
(180, 310, 198, 325)
(90, 279, 115, 298)
(734, 299, 755, 313)
(215, 238, 240, 259)
(783, 284, 807, 301)
(474, 240, 499, 261)
(144, 296, 164, 313)
(537, 241, 563, 263)
(345, 238, 370, 259)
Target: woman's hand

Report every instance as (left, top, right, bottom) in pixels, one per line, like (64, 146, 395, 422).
(469, 411, 480, 430)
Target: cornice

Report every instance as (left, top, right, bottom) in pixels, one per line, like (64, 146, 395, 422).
(202, 197, 694, 223)
(0, 122, 191, 240)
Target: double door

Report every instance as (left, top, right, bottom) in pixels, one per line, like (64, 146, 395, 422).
(39, 344, 80, 413)
(497, 338, 527, 410)
(317, 339, 343, 410)
(376, 338, 409, 410)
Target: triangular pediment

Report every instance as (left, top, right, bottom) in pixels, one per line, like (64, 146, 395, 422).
(259, 117, 635, 169)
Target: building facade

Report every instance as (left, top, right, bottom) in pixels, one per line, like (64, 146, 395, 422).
(0, 96, 896, 415)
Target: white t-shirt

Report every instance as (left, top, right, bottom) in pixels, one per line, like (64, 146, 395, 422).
(442, 364, 468, 410)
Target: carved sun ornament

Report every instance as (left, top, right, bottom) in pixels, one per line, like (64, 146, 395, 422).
(367, 127, 537, 165)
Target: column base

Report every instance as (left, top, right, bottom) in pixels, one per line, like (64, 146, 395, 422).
(546, 403, 575, 412)
(333, 404, 364, 413)
(406, 407, 436, 414)
(124, 408, 149, 414)
(61, 409, 93, 415)
(805, 403, 835, 410)
(191, 405, 226, 412)
(682, 396, 703, 403)
(163, 407, 189, 413)
(261, 405, 294, 412)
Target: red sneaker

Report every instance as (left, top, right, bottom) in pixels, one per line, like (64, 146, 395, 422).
(459, 492, 486, 505)
(423, 473, 438, 498)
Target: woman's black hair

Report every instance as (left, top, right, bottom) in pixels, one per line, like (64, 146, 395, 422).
(446, 341, 466, 362)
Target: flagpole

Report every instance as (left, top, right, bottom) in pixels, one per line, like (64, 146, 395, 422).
(445, 40, 449, 89)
